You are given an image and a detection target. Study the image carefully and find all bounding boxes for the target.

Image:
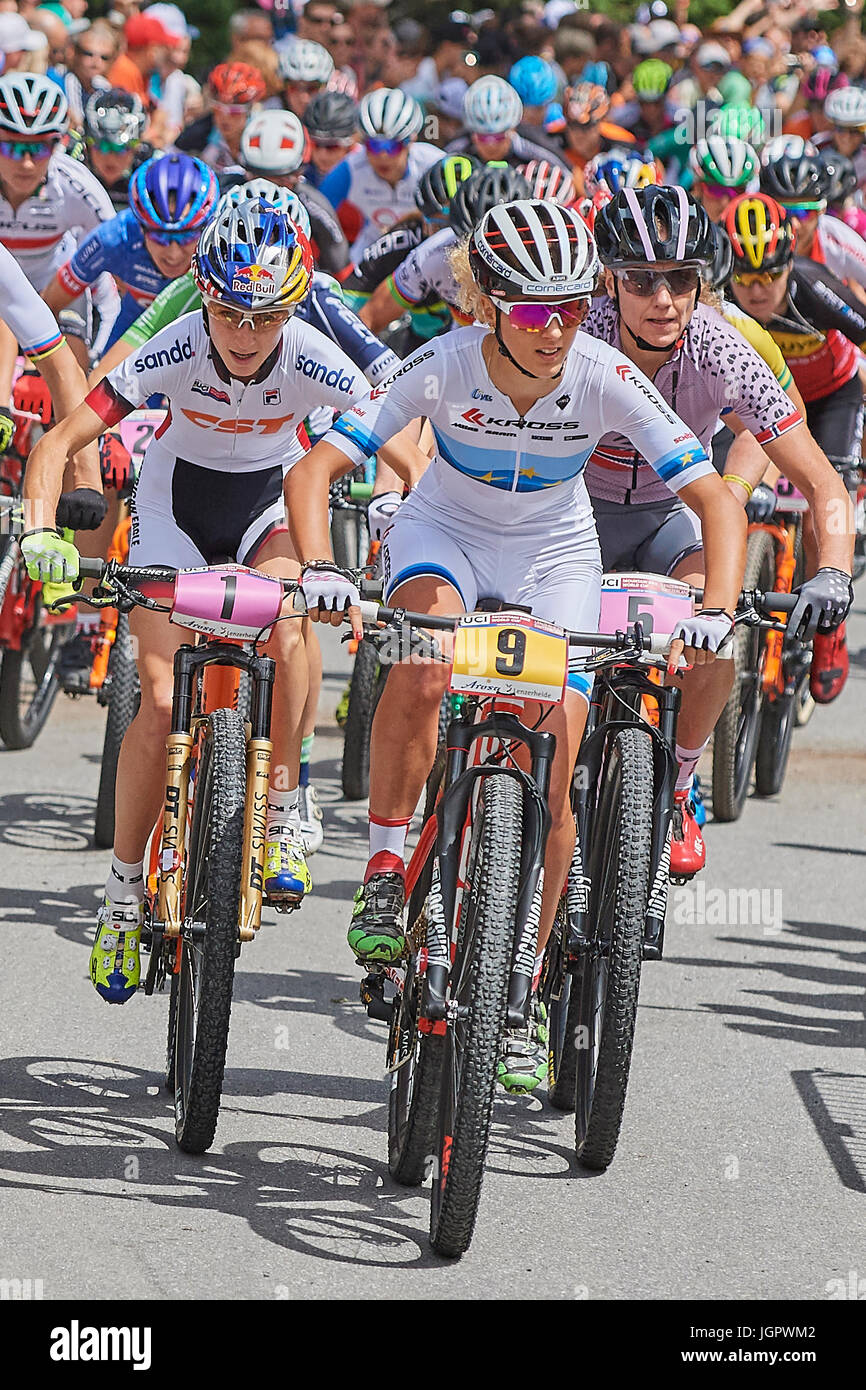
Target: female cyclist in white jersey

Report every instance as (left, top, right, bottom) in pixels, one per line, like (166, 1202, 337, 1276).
(288, 199, 748, 1092)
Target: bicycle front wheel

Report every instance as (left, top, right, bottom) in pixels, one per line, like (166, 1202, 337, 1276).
(711, 527, 775, 822)
(0, 589, 70, 750)
(341, 638, 386, 801)
(94, 614, 140, 848)
(430, 774, 522, 1259)
(575, 727, 653, 1172)
(172, 707, 246, 1154)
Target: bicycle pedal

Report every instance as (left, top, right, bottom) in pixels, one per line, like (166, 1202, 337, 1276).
(669, 873, 695, 886)
(359, 970, 394, 1022)
(270, 898, 301, 915)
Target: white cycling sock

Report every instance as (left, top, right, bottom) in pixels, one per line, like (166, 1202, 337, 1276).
(675, 741, 709, 794)
(105, 855, 144, 904)
(267, 787, 300, 836)
(368, 813, 411, 864)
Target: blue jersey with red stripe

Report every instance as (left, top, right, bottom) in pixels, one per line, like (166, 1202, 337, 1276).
(57, 207, 170, 346)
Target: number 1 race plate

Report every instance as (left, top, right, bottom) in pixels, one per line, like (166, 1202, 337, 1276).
(450, 611, 568, 705)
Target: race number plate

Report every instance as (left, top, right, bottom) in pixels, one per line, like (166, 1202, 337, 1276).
(599, 572, 694, 642)
(171, 565, 284, 640)
(773, 476, 808, 514)
(117, 408, 166, 460)
(450, 611, 568, 704)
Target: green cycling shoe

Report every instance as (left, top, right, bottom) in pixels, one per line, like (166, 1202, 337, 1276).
(497, 999, 549, 1095)
(347, 871, 406, 963)
(90, 899, 143, 1005)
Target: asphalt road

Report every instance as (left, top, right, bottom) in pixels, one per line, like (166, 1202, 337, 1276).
(0, 595, 863, 1301)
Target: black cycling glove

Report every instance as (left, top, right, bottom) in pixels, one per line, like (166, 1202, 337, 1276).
(788, 567, 853, 640)
(55, 488, 107, 531)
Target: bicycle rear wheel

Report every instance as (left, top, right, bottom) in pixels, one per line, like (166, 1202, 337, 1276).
(331, 507, 366, 571)
(754, 691, 796, 797)
(429, 774, 522, 1259)
(94, 614, 141, 848)
(543, 901, 579, 1112)
(0, 584, 70, 750)
(575, 727, 653, 1172)
(388, 754, 446, 1183)
(172, 707, 246, 1154)
(341, 638, 386, 800)
(711, 527, 775, 822)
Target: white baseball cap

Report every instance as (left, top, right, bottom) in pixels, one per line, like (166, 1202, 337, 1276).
(0, 12, 48, 52)
(143, 4, 199, 42)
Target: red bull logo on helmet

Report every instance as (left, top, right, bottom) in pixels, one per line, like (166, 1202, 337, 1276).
(230, 263, 278, 295)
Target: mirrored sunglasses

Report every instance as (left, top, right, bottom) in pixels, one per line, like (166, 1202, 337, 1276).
(615, 266, 700, 297)
(492, 297, 589, 331)
(365, 136, 408, 155)
(732, 268, 786, 286)
(0, 139, 57, 161)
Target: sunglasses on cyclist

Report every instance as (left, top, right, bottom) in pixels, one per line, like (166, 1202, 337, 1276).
(314, 137, 356, 150)
(365, 136, 408, 156)
(780, 202, 823, 219)
(205, 299, 294, 331)
(614, 266, 700, 297)
(214, 101, 255, 117)
(732, 267, 787, 286)
(0, 138, 58, 161)
(698, 181, 741, 201)
(833, 123, 866, 135)
(89, 138, 139, 154)
(145, 227, 203, 247)
(474, 132, 510, 146)
(491, 297, 590, 331)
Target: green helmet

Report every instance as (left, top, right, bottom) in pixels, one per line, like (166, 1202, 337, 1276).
(718, 71, 752, 106)
(710, 103, 766, 150)
(689, 135, 759, 189)
(633, 59, 673, 102)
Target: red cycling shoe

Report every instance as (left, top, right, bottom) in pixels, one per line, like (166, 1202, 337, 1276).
(671, 788, 706, 880)
(810, 623, 849, 704)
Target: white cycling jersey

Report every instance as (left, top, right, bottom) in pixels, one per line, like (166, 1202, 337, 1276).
(391, 225, 463, 320)
(326, 325, 714, 513)
(319, 142, 442, 259)
(87, 310, 369, 471)
(0, 237, 64, 361)
(814, 212, 866, 290)
(0, 150, 114, 289)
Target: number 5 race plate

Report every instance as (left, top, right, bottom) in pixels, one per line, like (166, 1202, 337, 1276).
(450, 611, 568, 705)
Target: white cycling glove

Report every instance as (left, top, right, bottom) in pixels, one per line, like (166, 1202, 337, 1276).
(672, 609, 735, 655)
(301, 562, 361, 617)
(366, 491, 402, 541)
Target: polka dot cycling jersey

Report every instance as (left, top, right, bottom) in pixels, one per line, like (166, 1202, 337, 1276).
(581, 299, 802, 505)
(323, 324, 715, 523)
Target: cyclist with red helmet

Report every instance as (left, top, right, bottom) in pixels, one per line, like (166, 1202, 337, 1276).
(175, 62, 266, 173)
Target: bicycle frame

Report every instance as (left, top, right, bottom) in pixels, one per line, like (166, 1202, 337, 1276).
(750, 516, 800, 701)
(568, 662, 680, 962)
(405, 702, 556, 1033)
(154, 640, 276, 946)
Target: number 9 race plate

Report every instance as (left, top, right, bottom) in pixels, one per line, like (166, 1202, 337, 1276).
(450, 611, 568, 705)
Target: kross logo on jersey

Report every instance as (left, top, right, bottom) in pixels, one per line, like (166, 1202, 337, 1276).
(461, 407, 587, 433)
(613, 362, 678, 425)
(192, 380, 231, 405)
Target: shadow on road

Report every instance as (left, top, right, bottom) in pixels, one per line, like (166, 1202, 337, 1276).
(0, 791, 97, 853)
(791, 1070, 866, 1194)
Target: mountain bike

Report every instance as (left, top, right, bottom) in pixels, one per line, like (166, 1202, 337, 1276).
(0, 378, 75, 748)
(357, 589, 704, 1258)
(60, 555, 309, 1154)
(545, 578, 799, 1174)
(712, 477, 809, 820)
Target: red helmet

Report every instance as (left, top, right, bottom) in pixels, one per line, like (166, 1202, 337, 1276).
(209, 62, 266, 106)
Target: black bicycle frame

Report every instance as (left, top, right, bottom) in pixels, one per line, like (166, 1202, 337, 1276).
(423, 708, 556, 1031)
(169, 641, 276, 740)
(567, 665, 680, 963)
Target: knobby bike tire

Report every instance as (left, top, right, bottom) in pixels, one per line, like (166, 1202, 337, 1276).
(430, 773, 522, 1258)
(0, 584, 70, 750)
(94, 613, 141, 848)
(575, 727, 653, 1172)
(341, 637, 386, 801)
(0, 534, 16, 613)
(754, 691, 796, 798)
(544, 900, 579, 1112)
(331, 507, 366, 572)
(711, 527, 776, 823)
(388, 751, 446, 1185)
(172, 707, 246, 1153)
